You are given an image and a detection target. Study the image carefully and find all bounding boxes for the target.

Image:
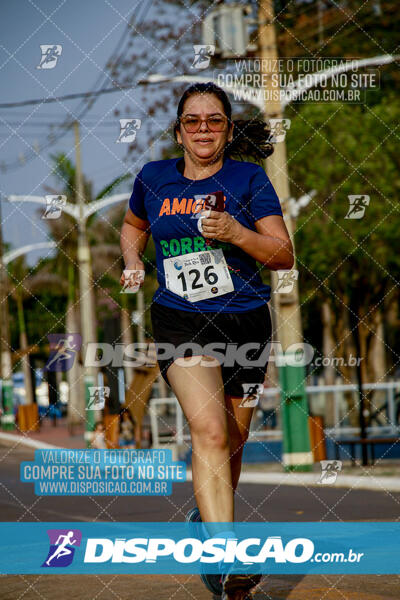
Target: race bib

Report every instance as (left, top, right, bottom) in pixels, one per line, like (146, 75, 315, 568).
(163, 249, 234, 302)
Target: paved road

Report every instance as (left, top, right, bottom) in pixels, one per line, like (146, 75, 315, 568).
(1, 443, 399, 599)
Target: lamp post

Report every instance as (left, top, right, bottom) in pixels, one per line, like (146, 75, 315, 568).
(7, 178, 130, 444)
(4, 241, 58, 413)
(73, 120, 97, 442)
(0, 233, 57, 430)
(0, 197, 13, 430)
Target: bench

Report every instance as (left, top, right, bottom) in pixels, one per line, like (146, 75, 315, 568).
(334, 436, 400, 466)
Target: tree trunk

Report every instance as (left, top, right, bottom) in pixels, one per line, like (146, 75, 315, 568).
(367, 308, 387, 425)
(16, 295, 34, 405)
(321, 301, 336, 427)
(386, 295, 399, 376)
(358, 320, 369, 384)
(331, 302, 358, 428)
(349, 292, 368, 464)
(368, 309, 387, 382)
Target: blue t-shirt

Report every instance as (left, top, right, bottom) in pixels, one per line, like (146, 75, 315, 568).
(128, 156, 283, 313)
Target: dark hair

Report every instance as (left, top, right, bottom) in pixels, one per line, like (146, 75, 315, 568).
(174, 82, 274, 162)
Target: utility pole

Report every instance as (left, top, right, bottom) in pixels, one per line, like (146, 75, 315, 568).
(0, 197, 14, 430)
(135, 129, 155, 349)
(74, 121, 97, 444)
(258, 0, 312, 471)
(15, 293, 34, 406)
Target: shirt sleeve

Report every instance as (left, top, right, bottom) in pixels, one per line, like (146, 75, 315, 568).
(129, 169, 148, 221)
(249, 165, 283, 221)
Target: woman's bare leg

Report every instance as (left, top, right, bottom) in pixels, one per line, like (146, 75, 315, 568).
(224, 394, 256, 492)
(166, 357, 234, 526)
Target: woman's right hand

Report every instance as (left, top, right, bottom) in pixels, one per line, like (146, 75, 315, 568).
(120, 259, 145, 287)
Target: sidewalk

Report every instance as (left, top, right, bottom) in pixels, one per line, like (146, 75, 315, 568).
(184, 461, 400, 492)
(0, 417, 86, 449)
(239, 461, 400, 492)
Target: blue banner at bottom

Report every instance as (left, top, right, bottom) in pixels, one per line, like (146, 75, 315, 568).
(0, 522, 398, 574)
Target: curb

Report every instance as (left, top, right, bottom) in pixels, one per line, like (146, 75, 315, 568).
(0, 432, 58, 450)
(186, 469, 400, 492)
(238, 471, 400, 492)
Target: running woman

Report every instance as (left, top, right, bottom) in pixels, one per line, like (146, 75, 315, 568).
(120, 82, 293, 599)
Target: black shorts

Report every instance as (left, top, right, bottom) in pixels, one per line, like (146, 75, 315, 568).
(150, 301, 272, 397)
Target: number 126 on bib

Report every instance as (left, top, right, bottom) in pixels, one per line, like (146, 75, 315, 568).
(163, 249, 234, 302)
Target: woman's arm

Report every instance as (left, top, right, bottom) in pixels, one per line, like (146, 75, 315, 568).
(120, 208, 151, 285)
(201, 212, 294, 270)
(238, 214, 294, 270)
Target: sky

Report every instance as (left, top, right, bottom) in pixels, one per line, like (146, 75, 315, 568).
(0, 0, 160, 265)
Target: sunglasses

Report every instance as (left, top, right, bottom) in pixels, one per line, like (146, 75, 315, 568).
(179, 115, 228, 133)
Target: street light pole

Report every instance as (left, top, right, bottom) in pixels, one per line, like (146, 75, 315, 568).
(73, 121, 98, 444)
(7, 191, 130, 443)
(258, 0, 313, 471)
(2, 241, 58, 421)
(0, 197, 14, 430)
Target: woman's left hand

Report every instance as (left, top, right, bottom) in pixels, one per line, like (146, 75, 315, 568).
(201, 210, 244, 245)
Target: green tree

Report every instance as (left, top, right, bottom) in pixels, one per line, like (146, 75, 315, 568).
(286, 95, 400, 413)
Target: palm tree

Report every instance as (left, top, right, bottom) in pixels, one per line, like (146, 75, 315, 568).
(39, 154, 132, 427)
(8, 257, 34, 406)
(8, 256, 67, 408)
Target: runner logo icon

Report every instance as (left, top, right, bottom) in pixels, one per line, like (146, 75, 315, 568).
(116, 119, 141, 143)
(42, 195, 67, 219)
(274, 270, 299, 294)
(37, 45, 62, 69)
(240, 383, 264, 407)
(45, 334, 82, 372)
(42, 529, 82, 568)
(345, 195, 370, 219)
(268, 118, 291, 143)
(191, 45, 215, 70)
(318, 460, 342, 485)
(87, 386, 110, 410)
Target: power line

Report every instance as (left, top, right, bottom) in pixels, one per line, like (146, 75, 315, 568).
(1, 0, 153, 172)
(0, 120, 122, 127)
(62, 0, 149, 118)
(0, 83, 137, 109)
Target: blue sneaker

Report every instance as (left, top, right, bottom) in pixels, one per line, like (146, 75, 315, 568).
(221, 571, 262, 600)
(185, 507, 223, 597)
(185, 506, 202, 524)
